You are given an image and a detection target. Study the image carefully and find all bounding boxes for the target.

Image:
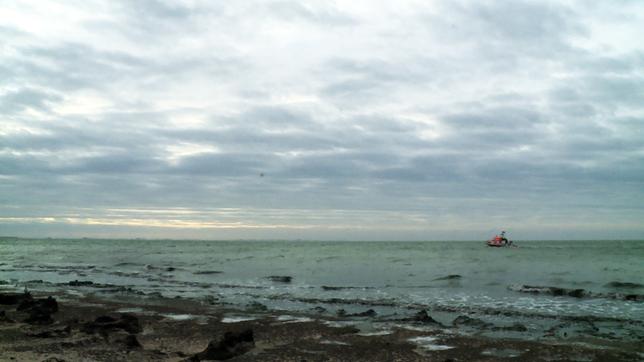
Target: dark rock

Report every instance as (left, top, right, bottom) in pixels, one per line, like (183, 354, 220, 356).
(568, 289, 586, 298)
(624, 294, 644, 301)
(402, 309, 443, 325)
(349, 309, 377, 317)
(68, 280, 94, 286)
(0, 292, 32, 305)
(321, 285, 343, 291)
(311, 306, 327, 313)
(166, 267, 176, 272)
(329, 326, 360, 335)
(203, 295, 220, 305)
(0, 310, 14, 323)
(26, 325, 71, 338)
(246, 301, 268, 312)
(453, 315, 494, 329)
(82, 314, 141, 335)
(193, 270, 224, 275)
(23, 310, 54, 325)
(510, 285, 588, 298)
(605, 281, 643, 289)
(17, 296, 58, 314)
(433, 274, 462, 281)
(18, 296, 58, 325)
(265, 276, 292, 283)
(336, 309, 347, 317)
(124, 334, 142, 349)
(188, 329, 254, 361)
(41, 358, 67, 362)
(111, 334, 143, 350)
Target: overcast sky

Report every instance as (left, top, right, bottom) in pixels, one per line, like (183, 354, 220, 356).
(1, 0, 643, 240)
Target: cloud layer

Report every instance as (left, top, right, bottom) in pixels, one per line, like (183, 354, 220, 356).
(1, 0, 643, 240)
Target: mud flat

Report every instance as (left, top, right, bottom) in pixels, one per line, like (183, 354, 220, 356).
(1, 290, 642, 361)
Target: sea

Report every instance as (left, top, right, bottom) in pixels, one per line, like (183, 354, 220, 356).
(1, 238, 643, 342)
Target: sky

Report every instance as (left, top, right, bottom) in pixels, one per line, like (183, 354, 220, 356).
(1, 0, 643, 241)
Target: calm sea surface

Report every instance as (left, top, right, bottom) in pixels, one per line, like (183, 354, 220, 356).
(1, 238, 643, 330)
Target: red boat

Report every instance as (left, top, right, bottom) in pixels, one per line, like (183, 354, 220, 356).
(486, 231, 514, 247)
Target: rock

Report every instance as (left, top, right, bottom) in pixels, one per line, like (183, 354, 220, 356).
(17, 296, 58, 314)
(203, 295, 220, 305)
(193, 270, 223, 275)
(452, 315, 493, 329)
(0, 291, 32, 305)
(403, 310, 443, 325)
(24, 310, 54, 325)
(433, 274, 462, 281)
(188, 329, 254, 361)
(311, 306, 327, 313)
(265, 276, 292, 283)
(509, 285, 587, 298)
(41, 358, 67, 362)
(321, 285, 343, 291)
(605, 281, 643, 289)
(111, 333, 142, 350)
(26, 325, 72, 338)
(18, 296, 59, 325)
(624, 294, 644, 301)
(348, 309, 377, 317)
(0, 310, 15, 323)
(567, 289, 586, 298)
(82, 314, 141, 335)
(336, 309, 347, 317)
(246, 301, 268, 312)
(329, 326, 360, 335)
(68, 280, 94, 286)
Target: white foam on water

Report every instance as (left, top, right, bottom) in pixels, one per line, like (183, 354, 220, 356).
(408, 336, 454, 351)
(323, 320, 354, 328)
(221, 315, 257, 323)
(320, 340, 350, 346)
(408, 336, 437, 343)
(161, 313, 195, 321)
(65, 289, 85, 297)
(357, 330, 393, 336)
(116, 307, 144, 313)
(275, 315, 314, 323)
(393, 323, 433, 332)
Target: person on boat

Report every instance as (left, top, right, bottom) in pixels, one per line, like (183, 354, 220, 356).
(500, 231, 508, 245)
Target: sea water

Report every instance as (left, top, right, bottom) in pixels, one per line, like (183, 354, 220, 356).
(1, 238, 642, 339)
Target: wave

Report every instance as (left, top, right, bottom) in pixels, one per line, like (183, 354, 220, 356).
(604, 281, 643, 289)
(508, 284, 644, 302)
(193, 270, 224, 275)
(321, 285, 376, 291)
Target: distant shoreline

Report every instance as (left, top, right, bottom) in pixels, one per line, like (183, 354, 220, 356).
(2, 235, 643, 243)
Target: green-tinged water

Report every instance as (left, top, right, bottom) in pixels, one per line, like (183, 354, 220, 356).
(1, 238, 642, 320)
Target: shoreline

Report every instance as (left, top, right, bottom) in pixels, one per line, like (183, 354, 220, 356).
(1, 290, 642, 361)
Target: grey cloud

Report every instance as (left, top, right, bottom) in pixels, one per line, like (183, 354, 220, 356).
(429, 1, 585, 51)
(0, 88, 62, 114)
(4, 43, 145, 91)
(1, 0, 643, 239)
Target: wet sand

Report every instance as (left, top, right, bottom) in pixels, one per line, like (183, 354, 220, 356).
(1, 291, 642, 361)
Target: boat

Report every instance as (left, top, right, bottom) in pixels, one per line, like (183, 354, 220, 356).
(486, 231, 514, 247)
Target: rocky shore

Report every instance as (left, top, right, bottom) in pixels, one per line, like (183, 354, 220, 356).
(1, 290, 642, 361)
